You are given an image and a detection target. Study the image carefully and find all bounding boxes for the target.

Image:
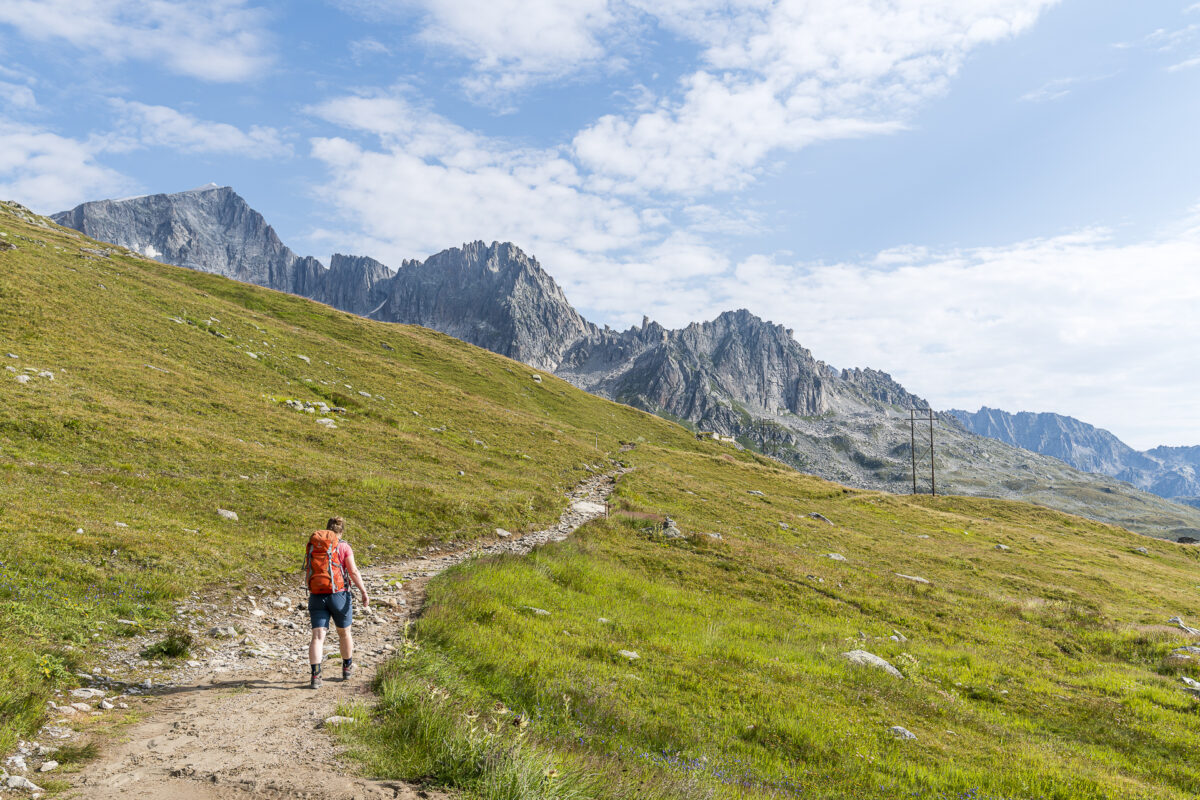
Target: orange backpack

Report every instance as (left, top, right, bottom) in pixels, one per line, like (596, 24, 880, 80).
(304, 530, 346, 594)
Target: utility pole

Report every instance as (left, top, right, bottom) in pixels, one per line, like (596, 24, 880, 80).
(910, 409, 918, 495)
(909, 408, 937, 496)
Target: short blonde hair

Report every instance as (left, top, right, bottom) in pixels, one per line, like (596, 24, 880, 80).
(326, 516, 345, 534)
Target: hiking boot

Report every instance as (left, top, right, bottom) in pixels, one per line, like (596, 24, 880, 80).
(342, 662, 355, 681)
(310, 674, 322, 690)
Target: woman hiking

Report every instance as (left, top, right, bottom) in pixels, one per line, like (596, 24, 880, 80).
(304, 516, 369, 689)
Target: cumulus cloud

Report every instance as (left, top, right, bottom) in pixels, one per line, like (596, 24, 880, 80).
(0, 123, 135, 212)
(308, 91, 651, 265)
(574, 0, 1058, 195)
(339, 0, 621, 95)
(0, 0, 272, 82)
(110, 100, 290, 158)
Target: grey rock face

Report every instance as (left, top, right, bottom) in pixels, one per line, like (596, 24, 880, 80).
(379, 241, 594, 371)
(949, 407, 1200, 501)
(53, 185, 304, 292)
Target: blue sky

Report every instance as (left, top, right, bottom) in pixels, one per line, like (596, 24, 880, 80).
(2, 1, 1199, 448)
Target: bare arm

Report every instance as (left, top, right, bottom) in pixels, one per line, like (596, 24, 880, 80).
(343, 549, 369, 608)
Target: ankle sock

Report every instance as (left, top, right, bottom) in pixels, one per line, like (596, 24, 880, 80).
(311, 663, 321, 676)
(343, 658, 353, 670)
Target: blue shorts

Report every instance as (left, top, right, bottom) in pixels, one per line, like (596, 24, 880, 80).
(309, 591, 353, 629)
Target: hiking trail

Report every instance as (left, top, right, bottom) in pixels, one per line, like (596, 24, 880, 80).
(44, 469, 623, 799)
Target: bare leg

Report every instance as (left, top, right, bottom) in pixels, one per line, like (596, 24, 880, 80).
(309, 626, 327, 665)
(336, 626, 353, 661)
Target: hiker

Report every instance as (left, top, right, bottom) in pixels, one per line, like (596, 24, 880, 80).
(304, 516, 369, 689)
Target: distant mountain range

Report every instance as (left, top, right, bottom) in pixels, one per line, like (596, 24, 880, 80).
(51, 186, 1200, 539)
(948, 408, 1200, 508)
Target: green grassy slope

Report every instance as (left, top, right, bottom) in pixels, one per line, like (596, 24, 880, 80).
(0, 201, 715, 753)
(350, 449, 1200, 800)
(5, 200, 1200, 800)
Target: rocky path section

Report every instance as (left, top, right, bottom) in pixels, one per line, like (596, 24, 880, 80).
(12, 470, 622, 799)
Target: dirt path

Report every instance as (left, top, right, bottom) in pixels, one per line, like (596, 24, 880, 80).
(44, 470, 621, 800)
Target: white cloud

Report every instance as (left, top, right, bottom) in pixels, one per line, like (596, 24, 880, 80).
(340, 0, 621, 95)
(0, 81, 37, 110)
(574, 0, 1058, 195)
(110, 100, 290, 158)
(0, 0, 272, 82)
(307, 92, 651, 266)
(0, 123, 135, 212)
(1020, 76, 1079, 102)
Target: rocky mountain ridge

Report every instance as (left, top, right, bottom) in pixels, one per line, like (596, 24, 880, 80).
(949, 407, 1200, 507)
(51, 187, 1200, 538)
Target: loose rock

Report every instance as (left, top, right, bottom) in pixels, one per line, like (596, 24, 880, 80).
(841, 650, 903, 678)
(617, 650, 640, 660)
(217, 508, 239, 521)
(323, 716, 356, 727)
(822, 553, 846, 561)
(894, 573, 930, 584)
(809, 512, 834, 525)
(889, 726, 917, 740)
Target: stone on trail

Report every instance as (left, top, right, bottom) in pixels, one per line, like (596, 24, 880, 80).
(208, 626, 238, 638)
(617, 650, 640, 660)
(71, 688, 105, 699)
(217, 508, 239, 521)
(5, 755, 27, 772)
(69, 703, 92, 713)
(99, 699, 114, 710)
(822, 553, 846, 561)
(841, 650, 903, 678)
(889, 726, 917, 740)
(38, 760, 59, 772)
(571, 500, 606, 516)
(894, 573, 931, 584)
(6, 775, 42, 792)
(495, 528, 512, 538)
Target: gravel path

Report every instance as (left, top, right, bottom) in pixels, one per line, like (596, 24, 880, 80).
(31, 469, 622, 800)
